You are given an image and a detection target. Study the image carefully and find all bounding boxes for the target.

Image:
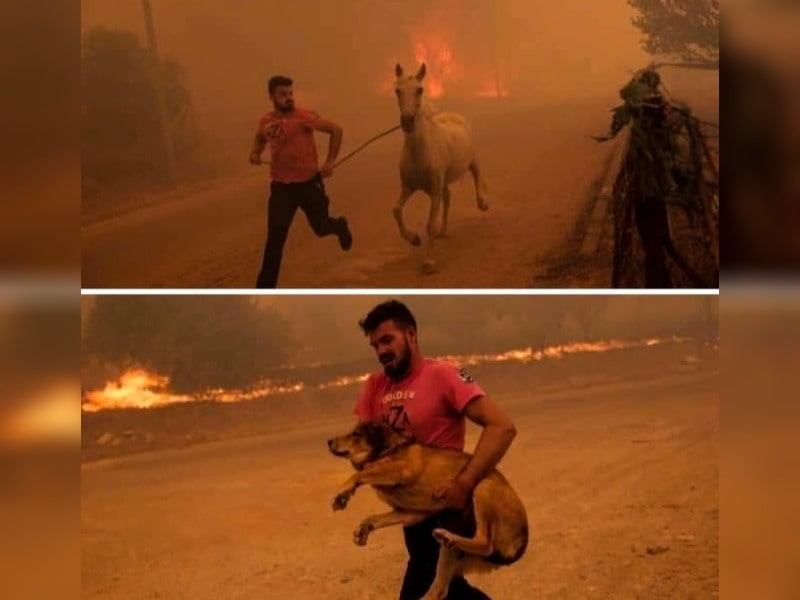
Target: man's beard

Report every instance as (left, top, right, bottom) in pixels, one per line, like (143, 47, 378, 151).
(379, 342, 412, 379)
(276, 100, 295, 113)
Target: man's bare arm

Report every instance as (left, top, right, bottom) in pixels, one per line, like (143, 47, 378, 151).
(250, 132, 267, 164)
(252, 132, 267, 154)
(456, 395, 517, 488)
(312, 118, 344, 165)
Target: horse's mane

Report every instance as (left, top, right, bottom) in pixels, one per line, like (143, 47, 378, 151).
(421, 99, 469, 128)
(420, 98, 441, 119)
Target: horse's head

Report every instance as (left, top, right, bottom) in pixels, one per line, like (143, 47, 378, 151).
(394, 63, 427, 133)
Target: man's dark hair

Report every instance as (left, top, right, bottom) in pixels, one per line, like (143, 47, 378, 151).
(268, 75, 293, 95)
(359, 300, 417, 335)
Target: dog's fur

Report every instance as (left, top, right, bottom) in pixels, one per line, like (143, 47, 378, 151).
(327, 421, 529, 600)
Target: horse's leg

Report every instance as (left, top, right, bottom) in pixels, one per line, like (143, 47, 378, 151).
(438, 185, 450, 238)
(392, 185, 421, 247)
(469, 159, 489, 212)
(422, 185, 443, 274)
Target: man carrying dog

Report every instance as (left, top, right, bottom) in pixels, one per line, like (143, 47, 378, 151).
(354, 300, 518, 600)
(249, 75, 353, 288)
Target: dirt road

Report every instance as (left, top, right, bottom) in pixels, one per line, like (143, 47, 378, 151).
(80, 98, 615, 288)
(81, 355, 718, 598)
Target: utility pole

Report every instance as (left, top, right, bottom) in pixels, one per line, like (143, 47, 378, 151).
(492, 0, 511, 98)
(142, 0, 177, 185)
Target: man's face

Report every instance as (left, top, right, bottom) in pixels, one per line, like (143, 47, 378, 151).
(368, 320, 416, 379)
(270, 85, 295, 112)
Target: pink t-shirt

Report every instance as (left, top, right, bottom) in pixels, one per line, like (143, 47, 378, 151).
(255, 108, 322, 183)
(353, 359, 486, 450)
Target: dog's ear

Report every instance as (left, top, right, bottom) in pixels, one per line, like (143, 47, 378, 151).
(364, 421, 388, 451)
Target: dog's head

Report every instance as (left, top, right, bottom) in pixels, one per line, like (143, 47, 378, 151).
(327, 421, 409, 469)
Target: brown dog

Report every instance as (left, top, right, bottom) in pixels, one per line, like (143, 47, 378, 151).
(327, 421, 529, 600)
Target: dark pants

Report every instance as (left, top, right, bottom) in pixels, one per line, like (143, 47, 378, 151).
(399, 513, 491, 600)
(256, 173, 341, 288)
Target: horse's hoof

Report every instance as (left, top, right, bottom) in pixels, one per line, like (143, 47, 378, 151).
(422, 260, 438, 275)
(410, 234, 422, 247)
(478, 201, 489, 212)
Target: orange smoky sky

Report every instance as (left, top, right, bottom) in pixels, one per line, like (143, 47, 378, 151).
(80, 0, 649, 144)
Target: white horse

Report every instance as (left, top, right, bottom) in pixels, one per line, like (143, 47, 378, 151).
(393, 62, 489, 274)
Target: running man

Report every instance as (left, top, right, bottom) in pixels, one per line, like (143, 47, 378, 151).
(250, 75, 353, 288)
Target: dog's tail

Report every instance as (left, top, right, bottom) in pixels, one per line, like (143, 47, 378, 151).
(486, 525, 529, 566)
(460, 535, 528, 577)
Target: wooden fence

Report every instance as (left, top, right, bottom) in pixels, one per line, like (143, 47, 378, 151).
(593, 67, 719, 288)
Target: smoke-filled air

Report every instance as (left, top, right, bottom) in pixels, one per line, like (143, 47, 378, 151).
(80, 0, 721, 288)
(80, 294, 718, 407)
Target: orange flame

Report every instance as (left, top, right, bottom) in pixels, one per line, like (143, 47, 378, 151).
(82, 369, 192, 412)
(317, 373, 371, 390)
(81, 369, 307, 413)
(411, 34, 462, 99)
(376, 1, 464, 99)
(437, 338, 674, 367)
(83, 337, 693, 413)
(198, 382, 305, 404)
(377, 0, 515, 100)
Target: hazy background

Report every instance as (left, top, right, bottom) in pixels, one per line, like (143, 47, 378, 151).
(79, 0, 653, 203)
(80, 294, 718, 394)
(80, 0, 649, 133)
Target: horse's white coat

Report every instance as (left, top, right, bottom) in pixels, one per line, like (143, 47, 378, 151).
(393, 63, 489, 273)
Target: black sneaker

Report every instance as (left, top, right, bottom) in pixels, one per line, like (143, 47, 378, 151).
(337, 217, 353, 251)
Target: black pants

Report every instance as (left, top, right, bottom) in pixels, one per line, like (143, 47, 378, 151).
(399, 513, 491, 600)
(256, 173, 340, 288)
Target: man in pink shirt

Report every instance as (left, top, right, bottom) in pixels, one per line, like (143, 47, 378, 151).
(354, 300, 518, 600)
(249, 75, 353, 288)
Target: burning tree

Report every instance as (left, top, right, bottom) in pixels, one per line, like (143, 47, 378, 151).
(628, 0, 719, 67)
(398, 0, 516, 99)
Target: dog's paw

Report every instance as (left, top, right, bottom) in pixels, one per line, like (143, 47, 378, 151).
(432, 528, 456, 548)
(332, 491, 352, 511)
(353, 522, 373, 546)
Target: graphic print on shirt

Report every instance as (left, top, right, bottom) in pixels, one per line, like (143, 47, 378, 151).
(380, 389, 414, 435)
(381, 389, 416, 404)
(383, 403, 412, 435)
(264, 119, 285, 146)
(457, 367, 475, 383)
